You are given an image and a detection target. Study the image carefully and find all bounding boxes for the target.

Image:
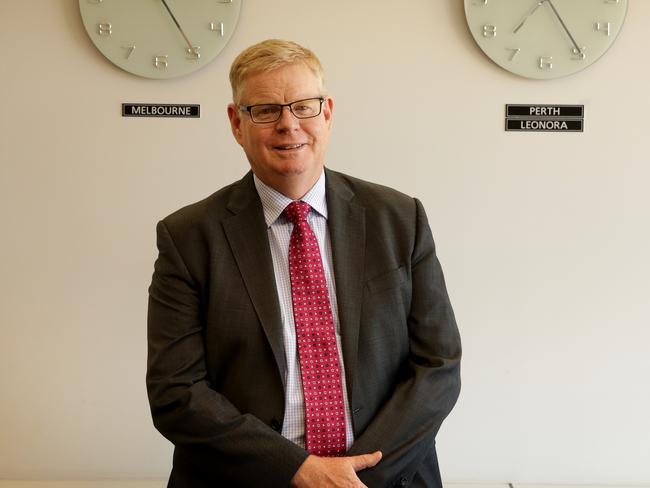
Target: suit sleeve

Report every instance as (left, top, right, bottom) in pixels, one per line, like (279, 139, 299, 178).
(348, 198, 462, 487)
(146, 220, 308, 485)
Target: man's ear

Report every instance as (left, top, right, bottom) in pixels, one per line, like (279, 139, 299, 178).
(323, 97, 334, 128)
(227, 103, 244, 144)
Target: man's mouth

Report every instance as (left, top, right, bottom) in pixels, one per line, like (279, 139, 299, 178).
(274, 143, 306, 150)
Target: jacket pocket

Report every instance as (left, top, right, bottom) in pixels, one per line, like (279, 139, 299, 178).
(366, 265, 407, 294)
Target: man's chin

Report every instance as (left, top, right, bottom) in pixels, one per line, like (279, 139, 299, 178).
(272, 159, 320, 177)
(252, 162, 322, 195)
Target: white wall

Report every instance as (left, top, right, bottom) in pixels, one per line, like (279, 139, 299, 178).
(1, 0, 649, 483)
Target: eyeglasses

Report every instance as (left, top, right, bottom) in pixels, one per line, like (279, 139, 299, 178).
(238, 97, 325, 124)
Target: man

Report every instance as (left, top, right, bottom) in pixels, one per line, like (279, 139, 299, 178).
(147, 39, 461, 487)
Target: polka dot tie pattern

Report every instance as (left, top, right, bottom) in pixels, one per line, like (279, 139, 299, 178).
(284, 201, 347, 457)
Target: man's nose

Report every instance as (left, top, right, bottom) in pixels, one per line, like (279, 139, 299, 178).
(275, 105, 299, 130)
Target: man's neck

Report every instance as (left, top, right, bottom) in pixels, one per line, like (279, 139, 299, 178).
(257, 170, 324, 200)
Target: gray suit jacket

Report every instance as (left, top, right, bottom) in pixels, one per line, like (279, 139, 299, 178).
(147, 168, 461, 487)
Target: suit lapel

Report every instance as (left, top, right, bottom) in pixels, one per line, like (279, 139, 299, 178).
(325, 169, 366, 394)
(222, 173, 287, 385)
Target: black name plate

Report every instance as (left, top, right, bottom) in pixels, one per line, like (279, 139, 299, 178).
(505, 104, 583, 132)
(506, 119, 584, 132)
(122, 103, 200, 118)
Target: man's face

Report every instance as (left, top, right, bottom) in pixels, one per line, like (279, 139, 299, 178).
(228, 63, 333, 197)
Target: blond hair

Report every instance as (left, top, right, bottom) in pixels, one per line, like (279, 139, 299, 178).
(229, 39, 325, 103)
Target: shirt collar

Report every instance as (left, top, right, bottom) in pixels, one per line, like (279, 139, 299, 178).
(253, 171, 328, 227)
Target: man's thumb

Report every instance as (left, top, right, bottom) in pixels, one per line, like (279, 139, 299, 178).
(350, 451, 383, 471)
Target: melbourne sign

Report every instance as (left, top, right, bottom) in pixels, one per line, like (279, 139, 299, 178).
(122, 103, 200, 118)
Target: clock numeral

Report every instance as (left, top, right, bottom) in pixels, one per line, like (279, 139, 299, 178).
(218, 0, 233, 3)
(595, 22, 611, 36)
(187, 46, 201, 60)
(572, 46, 587, 60)
(86, 0, 102, 3)
(539, 56, 553, 70)
(122, 45, 136, 59)
(473, 0, 488, 5)
(210, 21, 225, 36)
(97, 23, 112, 36)
(154, 55, 169, 69)
(507, 48, 521, 61)
(482, 25, 497, 38)
(604, 0, 620, 3)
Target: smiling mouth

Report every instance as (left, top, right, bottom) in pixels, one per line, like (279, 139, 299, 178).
(274, 143, 306, 150)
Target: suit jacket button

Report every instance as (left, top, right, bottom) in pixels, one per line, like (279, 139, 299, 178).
(270, 418, 281, 431)
(399, 477, 409, 486)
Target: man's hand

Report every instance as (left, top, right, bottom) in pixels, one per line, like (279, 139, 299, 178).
(290, 451, 382, 488)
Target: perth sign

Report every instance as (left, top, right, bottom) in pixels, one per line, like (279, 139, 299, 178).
(505, 104, 584, 132)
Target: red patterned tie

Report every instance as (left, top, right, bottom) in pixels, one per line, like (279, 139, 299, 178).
(284, 201, 347, 457)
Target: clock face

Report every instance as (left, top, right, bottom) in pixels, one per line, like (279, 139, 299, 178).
(79, 0, 241, 79)
(464, 0, 628, 79)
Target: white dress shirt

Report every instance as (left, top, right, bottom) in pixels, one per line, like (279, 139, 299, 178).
(253, 171, 355, 451)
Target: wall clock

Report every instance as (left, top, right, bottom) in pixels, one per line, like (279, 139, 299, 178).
(464, 0, 628, 79)
(79, 0, 241, 79)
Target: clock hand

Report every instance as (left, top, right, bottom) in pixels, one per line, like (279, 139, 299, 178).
(160, 0, 197, 55)
(513, 0, 546, 34)
(545, 0, 583, 55)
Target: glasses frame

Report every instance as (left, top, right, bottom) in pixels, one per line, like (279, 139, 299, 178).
(238, 97, 325, 124)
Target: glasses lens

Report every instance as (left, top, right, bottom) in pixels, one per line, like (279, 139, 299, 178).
(290, 98, 322, 119)
(250, 105, 282, 123)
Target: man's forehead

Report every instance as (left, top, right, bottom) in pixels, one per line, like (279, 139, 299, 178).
(239, 64, 322, 103)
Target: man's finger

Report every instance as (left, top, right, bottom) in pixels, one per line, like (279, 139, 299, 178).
(349, 451, 383, 471)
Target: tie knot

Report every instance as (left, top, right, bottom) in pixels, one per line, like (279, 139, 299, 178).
(284, 201, 311, 225)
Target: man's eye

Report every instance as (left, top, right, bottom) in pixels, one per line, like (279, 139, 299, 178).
(256, 106, 279, 116)
(293, 104, 314, 114)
